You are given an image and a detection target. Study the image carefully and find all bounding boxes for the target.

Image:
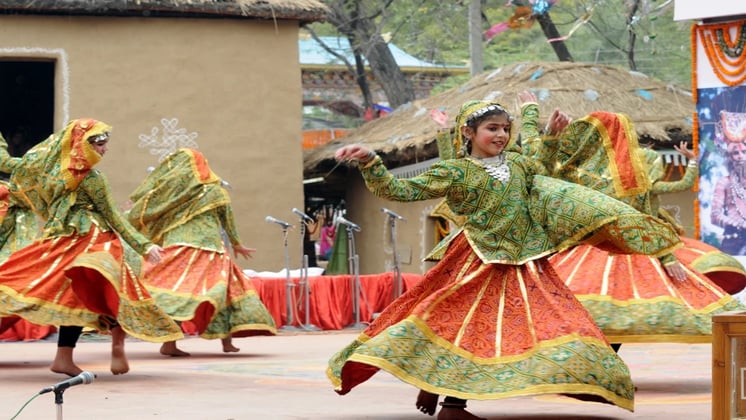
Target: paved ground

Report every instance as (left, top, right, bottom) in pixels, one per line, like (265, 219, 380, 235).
(0, 331, 711, 420)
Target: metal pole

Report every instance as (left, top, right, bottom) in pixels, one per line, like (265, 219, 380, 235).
(388, 215, 403, 299)
(280, 226, 300, 331)
(298, 220, 320, 331)
(55, 389, 64, 420)
(346, 225, 366, 329)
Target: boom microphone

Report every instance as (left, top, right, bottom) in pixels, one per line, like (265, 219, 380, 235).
(381, 207, 405, 220)
(292, 208, 314, 222)
(39, 371, 96, 395)
(336, 216, 361, 232)
(265, 216, 293, 229)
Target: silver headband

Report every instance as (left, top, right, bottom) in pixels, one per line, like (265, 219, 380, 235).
(88, 133, 109, 144)
(463, 104, 514, 126)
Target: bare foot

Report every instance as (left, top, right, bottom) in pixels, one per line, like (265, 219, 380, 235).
(221, 337, 240, 353)
(160, 341, 191, 357)
(416, 390, 439, 416)
(50, 347, 83, 377)
(438, 407, 486, 420)
(110, 326, 130, 375)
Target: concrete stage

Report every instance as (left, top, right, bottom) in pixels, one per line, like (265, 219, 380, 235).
(0, 331, 711, 419)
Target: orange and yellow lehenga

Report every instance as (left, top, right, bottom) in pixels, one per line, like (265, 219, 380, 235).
(0, 119, 182, 342)
(0, 179, 55, 340)
(327, 108, 685, 412)
(520, 106, 746, 343)
(127, 148, 275, 339)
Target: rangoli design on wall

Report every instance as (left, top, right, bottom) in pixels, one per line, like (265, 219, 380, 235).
(138, 118, 199, 162)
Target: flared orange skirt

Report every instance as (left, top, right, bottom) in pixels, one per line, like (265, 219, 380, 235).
(0, 227, 182, 342)
(327, 233, 634, 412)
(550, 243, 745, 343)
(142, 245, 276, 339)
(676, 237, 746, 294)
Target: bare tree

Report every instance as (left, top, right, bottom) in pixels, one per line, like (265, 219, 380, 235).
(305, 28, 375, 113)
(320, 0, 416, 110)
(511, 0, 574, 62)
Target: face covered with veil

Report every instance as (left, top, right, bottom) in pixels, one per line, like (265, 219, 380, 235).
(9, 118, 112, 233)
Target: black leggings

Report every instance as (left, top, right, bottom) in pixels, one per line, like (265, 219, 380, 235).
(57, 326, 83, 348)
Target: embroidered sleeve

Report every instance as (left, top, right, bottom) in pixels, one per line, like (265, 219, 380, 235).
(0, 136, 23, 173)
(359, 156, 453, 202)
(218, 205, 241, 246)
(651, 164, 697, 195)
(83, 172, 153, 254)
(519, 103, 559, 169)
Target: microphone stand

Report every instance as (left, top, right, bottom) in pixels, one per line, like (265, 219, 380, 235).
(297, 217, 320, 331)
(54, 388, 65, 420)
(274, 223, 299, 331)
(384, 212, 404, 300)
(343, 221, 368, 329)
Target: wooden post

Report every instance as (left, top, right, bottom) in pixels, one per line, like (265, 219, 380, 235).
(713, 311, 746, 420)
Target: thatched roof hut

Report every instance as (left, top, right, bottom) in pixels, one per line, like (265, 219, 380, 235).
(304, 61, 694, 178)
(0, 0, 327, 21)
(0, 0, 327, 272)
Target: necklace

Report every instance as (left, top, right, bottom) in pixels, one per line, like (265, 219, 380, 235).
(471, 154, 510, 182)
(729, 177, 746, 220)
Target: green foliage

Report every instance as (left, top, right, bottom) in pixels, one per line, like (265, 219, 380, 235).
(310, 0, 694, 103)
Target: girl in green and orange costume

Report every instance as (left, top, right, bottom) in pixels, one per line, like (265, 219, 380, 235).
(327, 100, 686, 419)
(127, 148, 275, 356)
(0, 159, 49, 339)
(0, 119, 182, 376)
(517, 94, 746, 346)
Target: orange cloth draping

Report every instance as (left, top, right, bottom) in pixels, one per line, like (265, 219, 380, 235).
(0, 317, 56, 341)
(250, 273, 423, 330)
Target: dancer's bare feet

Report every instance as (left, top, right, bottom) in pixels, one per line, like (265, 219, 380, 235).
(416, 390, 439, 416)
(50, 346, 83, 377)
(221, 337, 240, 353)
(437, 399, 486, 420)
(160, 341, 191, 357)
(438, 407, 486, 420)
(110, 326, 130, 375)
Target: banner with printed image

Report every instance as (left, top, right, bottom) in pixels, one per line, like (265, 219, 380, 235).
(694, 20, 746, 259)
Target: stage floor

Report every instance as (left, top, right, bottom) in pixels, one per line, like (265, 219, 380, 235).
(0, 331, 711, 419)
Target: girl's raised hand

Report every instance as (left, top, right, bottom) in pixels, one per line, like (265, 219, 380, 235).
(673, 141, 695, 160)
(517, 90, 538, 106)
(335, 144, 371, 162)
(429, 108, 449, 129)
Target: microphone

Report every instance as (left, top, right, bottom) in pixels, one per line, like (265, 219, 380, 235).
(265, 216, 293, 228)
(381, 207, 405, 220)
(336, 216, 361, 232)
(292, 207, 314, 222)
(39, 371, 96, 395)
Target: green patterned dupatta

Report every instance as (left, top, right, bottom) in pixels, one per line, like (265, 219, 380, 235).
(8, 118, 110, 237)
(128, 148, 230, 245)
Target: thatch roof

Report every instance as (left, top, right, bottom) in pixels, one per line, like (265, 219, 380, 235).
(304, 61, 694, 177)
(0, 0, 328, 22)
